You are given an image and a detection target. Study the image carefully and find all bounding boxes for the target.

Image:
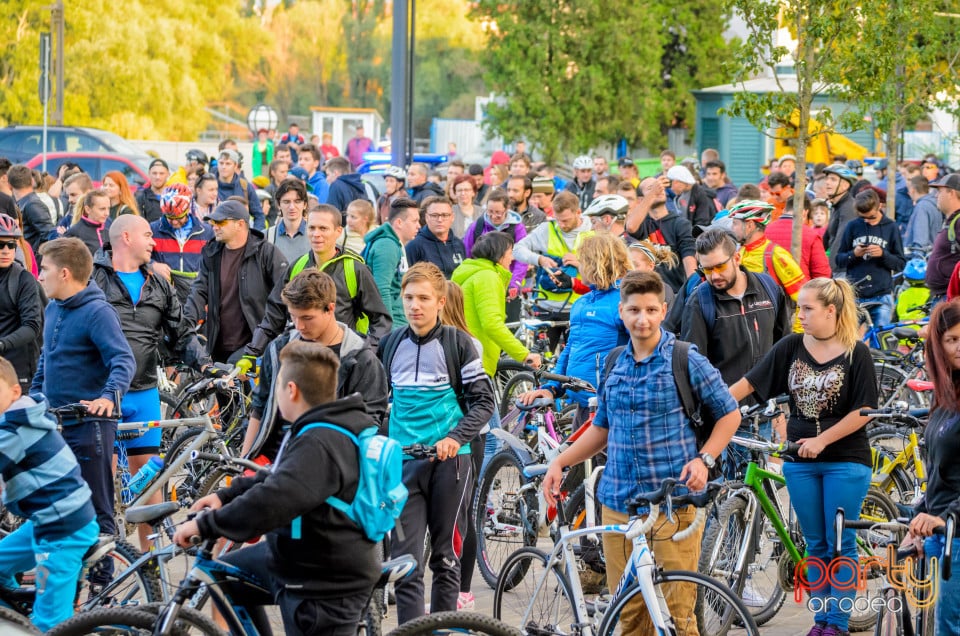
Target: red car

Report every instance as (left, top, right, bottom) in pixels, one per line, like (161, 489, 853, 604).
(26, 152, 151, 188)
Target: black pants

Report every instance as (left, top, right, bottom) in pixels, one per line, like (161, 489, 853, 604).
(220, 542, 370, 636)
(392, 455, 472, 623)
(61, 419, 118, 585)
(459, 436, 484, 593)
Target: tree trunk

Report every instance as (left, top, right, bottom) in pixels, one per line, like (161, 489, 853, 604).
(885, 122, 898, 220)
(791, 16, 815, 264)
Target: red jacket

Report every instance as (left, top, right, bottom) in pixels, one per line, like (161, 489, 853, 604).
(765, 215, 831, 280)
(947, 260, 960, 300)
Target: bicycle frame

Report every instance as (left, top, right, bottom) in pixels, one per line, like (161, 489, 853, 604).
(872, 428, 927, 501)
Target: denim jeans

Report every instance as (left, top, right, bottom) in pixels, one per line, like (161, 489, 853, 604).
(860, 293, 894, 328)
(924, 535, 960, 635)
(782, 461, 872, 630)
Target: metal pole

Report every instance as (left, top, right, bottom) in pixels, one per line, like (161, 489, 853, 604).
(406, 0, 416, 162)
(54, 0, 64, 125)
(390, 0, 408, 169)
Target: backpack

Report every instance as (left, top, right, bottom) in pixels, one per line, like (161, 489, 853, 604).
(695, 271, 781, 331)
(379, 325, 467, 413)
(602, 340, 720, 478)
(292, 423, 408, 542)
(471, 219, 518, 247)
(535, 223, 578, 293)
(290, 252, 370, 334)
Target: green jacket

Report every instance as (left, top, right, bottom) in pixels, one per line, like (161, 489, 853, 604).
(451, 257, 529, 375)
(364, 223, 406, 327)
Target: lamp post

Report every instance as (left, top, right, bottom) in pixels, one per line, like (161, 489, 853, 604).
(246, 104, 279, 137)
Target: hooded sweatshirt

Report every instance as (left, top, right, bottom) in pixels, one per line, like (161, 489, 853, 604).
(30, 282, 136, 410)
(405, 226, 466, 279)
(462, 211, 528, 289)
(0, 395, 96, 539)
(327, 173, 369, 213)
(198, 394, 380, 598)
(64, 216, 109, 256)
(363, 222, 407, 326)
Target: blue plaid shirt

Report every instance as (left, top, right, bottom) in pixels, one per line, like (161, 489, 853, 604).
(594, 330, 737, 513)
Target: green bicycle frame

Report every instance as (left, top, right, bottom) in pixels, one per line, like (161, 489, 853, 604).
(741, 461, 805, 565)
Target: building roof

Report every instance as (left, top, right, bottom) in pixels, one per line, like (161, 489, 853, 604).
(693, 75, 833, 96)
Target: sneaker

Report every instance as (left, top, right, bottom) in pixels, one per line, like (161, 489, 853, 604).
(739, 580, 768, 608)
(805, 624, 827, 636)
(822, 626, 849, 636)
(457, 592, 475, 611)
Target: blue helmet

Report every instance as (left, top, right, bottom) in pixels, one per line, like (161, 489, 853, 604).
(904, 258, 927, 283)
(823, 163, 859, 185)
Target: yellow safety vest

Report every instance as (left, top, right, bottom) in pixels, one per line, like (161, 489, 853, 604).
(540, 221, 594, 304)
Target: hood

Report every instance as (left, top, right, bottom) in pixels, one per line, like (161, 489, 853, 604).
(291, 393, 374, 437)
(364, 222, 400, 247)
(338, 321, 367, 358)
(484, 210, 522, 230)
(416, 226, 455, 244)
(489, 150, 510, 166)
(717, 183, 738, 196)
(412, 182, 444, 197)
(452, 257, 510, 288)
(3, 395, 56, 431)
(58, 280, 107, 309)
(335, 173, 366, 195)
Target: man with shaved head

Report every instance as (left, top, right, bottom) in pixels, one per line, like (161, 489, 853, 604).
(92, 214, 209, 550)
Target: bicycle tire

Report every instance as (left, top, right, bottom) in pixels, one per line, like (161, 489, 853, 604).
(493, 547, 576, 634)
(499, 372, 536, 418)
(868, 425, 921, 504)
(0, 605, 40, 635)
(562, 483, 607, 595)
(475, 451, 538, 590)
(47, 607, 187, 636)
(136, 603, 225, 636)
(596, 569, 760, 636)
(848, 487, 901, 633)
(84, 539, 163, 610)
(873, 362, 921, 409)
(387, 611, 521, 636)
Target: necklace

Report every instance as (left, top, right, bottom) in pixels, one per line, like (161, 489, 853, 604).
(811, 333, 836, 342)
(322, 325, 344, 346)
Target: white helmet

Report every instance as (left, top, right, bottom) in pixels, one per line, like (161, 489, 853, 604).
(572, 155, 593, 170)
(384, 166, 407, 181)
(584, 194, 630, 218)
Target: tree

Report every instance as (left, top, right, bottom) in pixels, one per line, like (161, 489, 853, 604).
(722, 0, 865, 260)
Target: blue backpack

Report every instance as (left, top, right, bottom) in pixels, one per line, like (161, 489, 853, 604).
(292, 423, 408, 542)
(696, 272, 781, 331)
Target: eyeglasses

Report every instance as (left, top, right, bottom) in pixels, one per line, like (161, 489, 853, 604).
(698, 255, 734, 275)
(208, 218, 231, 226)
(0, 241, 17, 251)
(426, 213, 453, 220)
(454, 188, 474, 195)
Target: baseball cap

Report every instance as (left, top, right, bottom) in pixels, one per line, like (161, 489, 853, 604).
(148, 158, 169, 171)
(618, 157, 635, 169)
(219, 149, 241, 164)
(532, 176, 555, 194)
(693, 210, 735, 238)
(207, 200, 249, 223)
(930, 174, 960, 192)
(666, 165, 696, 185)
(778, 154, 797, 164)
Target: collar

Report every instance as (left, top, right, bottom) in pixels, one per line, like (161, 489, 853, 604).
(625, 328, 671, 364)
(742, 236, 769, 252)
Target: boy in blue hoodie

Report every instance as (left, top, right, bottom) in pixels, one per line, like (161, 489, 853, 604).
(0, 357, 99, 632)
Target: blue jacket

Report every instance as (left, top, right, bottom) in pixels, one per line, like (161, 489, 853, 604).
(31, 282, 135, 410)
(305, 171, 330, 204)
(217, 174, 266, 230)
(835, 215, 907, 298)
(0, 395, 96, 539)
(327, 173, 368, 213)
(543, 284, 628, 406)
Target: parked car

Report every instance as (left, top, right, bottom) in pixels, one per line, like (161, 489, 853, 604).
(0, 125, 149, 164)
(25, 152, 150, 188)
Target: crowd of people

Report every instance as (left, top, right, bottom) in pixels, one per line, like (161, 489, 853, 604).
(0, 133, 959, 635)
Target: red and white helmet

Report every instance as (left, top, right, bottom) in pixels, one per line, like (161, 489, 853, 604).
(160, 183, 193, 218)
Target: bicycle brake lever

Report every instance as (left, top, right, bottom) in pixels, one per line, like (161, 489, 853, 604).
(664, 493, 675, 524)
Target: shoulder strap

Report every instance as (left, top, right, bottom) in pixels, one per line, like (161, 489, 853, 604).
(440, 326, 465, 409)
(949, 213, 960, 243)
(290, 253, 312, 280)
(267, 224, 278, 243)
(379, 329, 404, 388)
(672, 341, 702, 426)
(239, 177, 249, 194)
(763, 242, 782, 287)
(343, 257, 357, 299)
(296, 422, 359, 445)
(7, 262, 24, 305)
(602, 345, 626, 385)
(696, 281, 717, 331)
(755, 272, 782, 315)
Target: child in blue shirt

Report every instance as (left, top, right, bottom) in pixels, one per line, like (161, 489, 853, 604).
(0, 356, 98, 632)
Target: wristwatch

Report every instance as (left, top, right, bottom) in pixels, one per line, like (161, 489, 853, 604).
(699, 452, 716, 469)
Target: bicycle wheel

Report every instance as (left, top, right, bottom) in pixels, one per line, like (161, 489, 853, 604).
(136, 603, 225, 636)
(163, 427, 225, 504)
(495, 359, 529, 402)
(848, 488, 901, 633)
(388, 610, 521, 636)
(0, 605, 40, 635)
(596, 569, 759, 635)
(85, 539, 163, 610)
(47, 607, 185, 636)
(868, 425, 921, 504)
(499, 372, 536, 418)
(562, 483, 607, 595)
(475, 451, 538, 590)
(873, 361, 920, 409)
(492, 547, 576, 635)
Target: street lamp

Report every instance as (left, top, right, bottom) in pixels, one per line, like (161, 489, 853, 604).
(246, 104, 279, 136)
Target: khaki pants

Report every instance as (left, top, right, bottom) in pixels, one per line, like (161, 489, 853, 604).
(601, 505, 703, 636)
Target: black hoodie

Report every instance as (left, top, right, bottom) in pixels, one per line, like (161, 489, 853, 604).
(197, 394, 380, 598)
(405, 226, 467, 279)
(327, 173, 369, 213)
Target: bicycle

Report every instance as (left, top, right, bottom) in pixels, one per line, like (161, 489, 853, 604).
(863, 405, 929, 507)
(493, 477, 759, 635)
(699, 434, 901, 632)
(386, 611, 522, 635)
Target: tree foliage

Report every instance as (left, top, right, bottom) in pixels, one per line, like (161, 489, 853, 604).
(470, 0, 734, 163)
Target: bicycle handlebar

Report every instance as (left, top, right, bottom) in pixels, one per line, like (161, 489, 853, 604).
(624, 479, 724, 540)
(190, 451, 268, 475)
(860, 406, 929, 421)
(729, 436, 801, 457)
(538, 371, 596, 394)
(48, 402, 121, 422)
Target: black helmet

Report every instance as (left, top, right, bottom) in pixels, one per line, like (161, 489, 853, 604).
(186, 149, 208, 165)
(845, 159, 864, 177)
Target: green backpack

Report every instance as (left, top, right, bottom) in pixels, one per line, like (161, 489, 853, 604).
(290, 252, 370, 334)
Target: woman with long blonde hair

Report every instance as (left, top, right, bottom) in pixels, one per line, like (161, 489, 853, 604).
(730, 277, 876, 635)
(519, 232, 630, 423)
(102, 171, 139, 219)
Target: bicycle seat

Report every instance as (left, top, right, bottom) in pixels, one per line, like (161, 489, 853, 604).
(907, 379, 934, 392)
(82, 535, 116, 567)
(125, 501, 181, 526)
(892, 327, 920, 341)
(860, 301, 885, 311)
(514, 397, 554, 411)
(376, 554, 417, 587)
(522, 464, 549, 479)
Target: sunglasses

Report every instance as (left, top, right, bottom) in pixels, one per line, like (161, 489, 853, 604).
(165, 210, 190, 221)
(0, 240, 17, 251)
(208, 218, 232, 226)
(698, 255, 734, 276)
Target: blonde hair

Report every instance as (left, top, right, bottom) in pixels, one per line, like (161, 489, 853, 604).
(441, 281, 473, 336)
(801, 278, 859, 350)
(578, 233, 630, 290)
(346, 199, 375, 231)
(629, 239, 678, 268)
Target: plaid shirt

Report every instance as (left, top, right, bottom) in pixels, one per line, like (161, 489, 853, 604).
(594, 330, 737, 513)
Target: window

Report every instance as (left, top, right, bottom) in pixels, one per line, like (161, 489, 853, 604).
(101, 159, 145, 188)
(65, 133, 108, 153)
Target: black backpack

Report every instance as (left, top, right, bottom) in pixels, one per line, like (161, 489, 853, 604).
(472, 220, 518, 247)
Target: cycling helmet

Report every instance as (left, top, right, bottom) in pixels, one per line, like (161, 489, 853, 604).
(255, 189, 272, 202)
(160, 183, 193, 218)
(904, 258, 927, 283)
(0, 214, 21, 238)
(727, 199, 774, 226)
(584, 194, 629, 218)
(185, 149, 208, 165)
(384, 166, 407, 181)
(846, 159, 864, 176)
(822, 163, 858, 185)
(572, 155, 593, 170)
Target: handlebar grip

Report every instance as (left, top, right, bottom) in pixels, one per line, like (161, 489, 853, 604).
(191, 451, 226, 463)
(780, 441, 802, 455)
(673, 508, 706, 542)
(629, 505, 659, 539)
